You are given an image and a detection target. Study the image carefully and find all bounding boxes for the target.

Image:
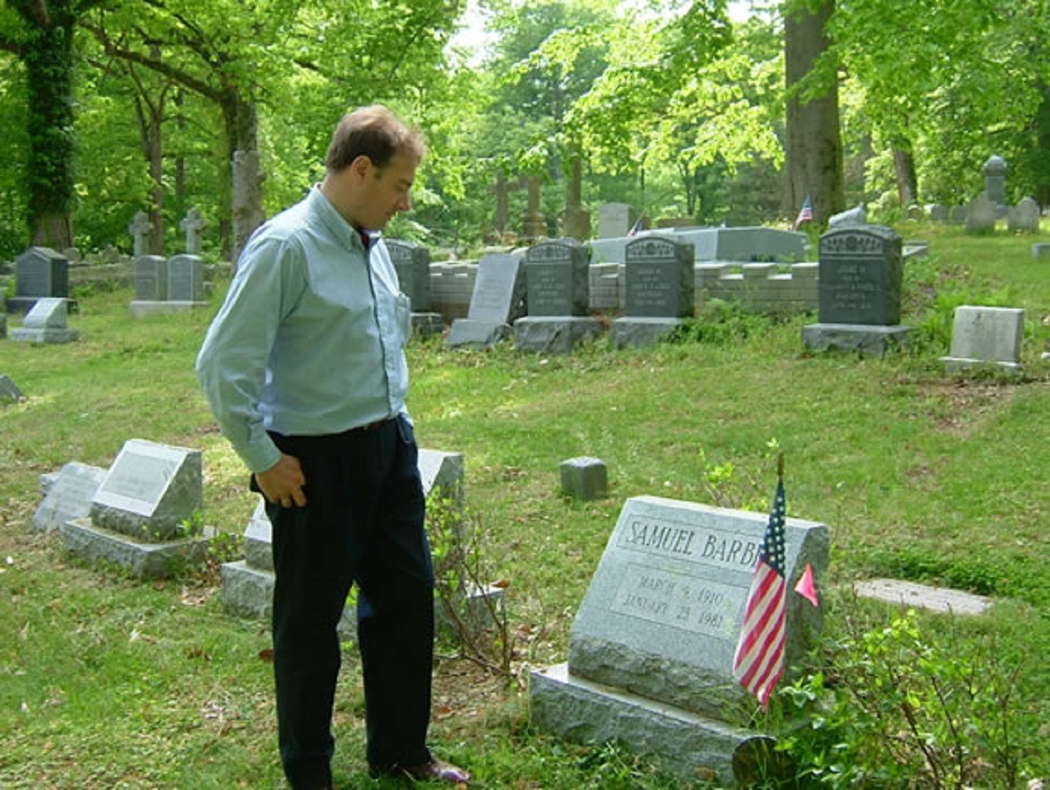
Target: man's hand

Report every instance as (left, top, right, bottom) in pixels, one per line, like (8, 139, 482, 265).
(255, 454, 307, 508)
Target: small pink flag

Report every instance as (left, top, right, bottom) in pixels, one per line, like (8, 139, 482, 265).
(794, 563, 819, 607)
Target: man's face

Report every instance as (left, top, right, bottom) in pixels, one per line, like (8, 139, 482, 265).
(360, 151, 417, 231)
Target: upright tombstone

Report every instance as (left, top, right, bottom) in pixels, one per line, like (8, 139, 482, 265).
(0, 375, 22, 403)
(32, 462, 107, 532)
(514, 238, 601, 353)
(531, 495, 829, 784)
(385, 239, 442, 337)
(965, 193, 998, 234)
(10, 298, 79, 344)
(167, 254, 208, 306)
(9, 247, 71, 315)
(1007, 197, 1040, 233)
(941, 305, 1025, 375)
(828, 204, 867, 229)
(180, 207, 206, 254)
(982, 154, 1008, 210)
(222, 448, 466, 628)
(522, 176, 546, 240)
(928, 204, 948, 222)
(446, 253, 527, 349)
(128, 211, 151, 256)
(59, 439, 213, 578)
(611, 235, 694, 348)
(597, 202, 633, 239)
(802, 225, 911, 355)
(949, 205, 967, 225)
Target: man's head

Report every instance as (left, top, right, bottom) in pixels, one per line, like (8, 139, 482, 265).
(323, 105, 425, 231)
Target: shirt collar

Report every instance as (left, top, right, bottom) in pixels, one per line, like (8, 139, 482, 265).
(308, 184, 378, 253)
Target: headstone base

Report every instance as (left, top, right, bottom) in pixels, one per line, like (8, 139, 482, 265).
(802, 323, 912, 356)
(531, 662, 774, 786)
(446, 319, 510, 349)
(10, 327, 79, 344)
(60, 517, 215, 579)
(129, 300, 208, 318)
(1032, 243, 1050, 261)
(513, 316, 603, 353)
(410, 312, 444, 337)
(7, 296, 77, 315)
(611, 317, 684, 349)
(940, 356, 1022, 375)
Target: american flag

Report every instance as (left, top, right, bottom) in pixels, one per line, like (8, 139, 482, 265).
(627, 217, 644, 236)
(732, 477, 787, 708)
(793, 195, 813, 230)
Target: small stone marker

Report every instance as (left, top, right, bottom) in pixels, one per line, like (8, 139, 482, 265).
(531, 495, 829, 784)
(32, 462, 107, 532)
(965, 193, 997, 234)
(828, 204, 866, 229)
(803, 225, 911, 356)
(514, 238, 601, 353)
(929, 204, 948, 222)
(446, 253, 526, 349)
(941, 305, 1024, 374)
(0, 375, 23, 403)
(853, 579, 992, 615)
(10, 246, 71, 314)
(10, 297, 78, 344)
(167, 254, 207, 303)
(180, 207, 206, 254)
(1032, 243, 1050, 261)
(1007, 197, 1040, 233)
(89, 439, 203, 540)
(128, 211, 151, 256)
(560, 457, 607, 501)
(385, 239, 442, 337)
(612, 235, 694, 348)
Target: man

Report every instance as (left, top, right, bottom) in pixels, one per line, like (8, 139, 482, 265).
(196, 105, 470, 789)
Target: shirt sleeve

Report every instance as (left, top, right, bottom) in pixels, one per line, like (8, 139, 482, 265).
(195, 235, 306, 473)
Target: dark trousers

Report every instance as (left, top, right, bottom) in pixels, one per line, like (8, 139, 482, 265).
(262, 415, 434, 789)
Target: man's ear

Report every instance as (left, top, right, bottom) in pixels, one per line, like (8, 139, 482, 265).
(348, 154, 372, 181)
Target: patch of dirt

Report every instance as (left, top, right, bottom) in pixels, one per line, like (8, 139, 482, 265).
(923, 380, 1017, 437)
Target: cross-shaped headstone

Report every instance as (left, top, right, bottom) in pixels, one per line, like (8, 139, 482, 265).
(128, 211, 151, 256)
(180, 207, 206, 254)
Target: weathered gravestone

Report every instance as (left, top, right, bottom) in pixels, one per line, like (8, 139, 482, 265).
(446, 253, 526, 349)
(127, 255, 171, 317)
(560, 457, 607, 501)
(10, 298, 78, 344)
(32, 462, 107, 532)
(128, 211, 151, 256)
(531, 495, 829, 784)
(0, 375, 22, 403)
(60, 439, 214, 578)
(167, 254, 207, 305)
(982, 154, 1008, 211)
(612, 235, 694, 348)
(928, 204, 948, 222)
(180, 207, 206, 254)
(221, 449, 468, 633)
(385, 239, 442, 336)
(965, 193, 997, 234)
(949, 205, 967, 225)
(802, 225, 911, 356)
(1007, 197, 1040, 233)
(597, 202, 633, 239)
(514, 239, 601, 353)
(828, 204, 867, 229)
(940, 305, 1024, 374)
(1033, 243, 1050, 261)
(9, 247, 71, 315)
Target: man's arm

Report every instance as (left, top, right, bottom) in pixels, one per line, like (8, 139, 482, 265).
(195, 236, 308, 504)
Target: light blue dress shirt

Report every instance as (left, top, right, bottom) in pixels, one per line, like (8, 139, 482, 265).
(196, 186, 412, 473)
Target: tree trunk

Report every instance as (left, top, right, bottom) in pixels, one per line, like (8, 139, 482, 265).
(891, 138, 917, 208)
(783, 0, 844, 226)
(1033, 83, 1050, 207)
(132, 89, 166, 255)
(219, 91, 261, 260)
(23, 15, 75, 249)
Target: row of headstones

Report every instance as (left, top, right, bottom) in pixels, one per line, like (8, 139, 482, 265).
(129, 253, 208, 316)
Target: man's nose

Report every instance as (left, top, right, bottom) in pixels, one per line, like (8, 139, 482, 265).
(397, 194, 412, 212)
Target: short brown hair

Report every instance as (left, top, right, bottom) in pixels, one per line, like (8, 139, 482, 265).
(325, 105, 426, 173)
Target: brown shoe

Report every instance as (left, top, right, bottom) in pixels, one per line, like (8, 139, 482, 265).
(369, 757, 470, 785)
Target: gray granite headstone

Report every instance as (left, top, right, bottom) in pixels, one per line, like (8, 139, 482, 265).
(134, 255, 169, 301)
(982, 154, 1007, 206)
(929, 204, 948, 222)
(0, 375, 22, 402)
(828, 204, 866, 229)
(597, 202, 632, 239)
(180, 207, 205, 254)
(965, 193, 997, 233)
(446, 253, 526, 349)
(89, 439, 203, 540)
(32, 462, 107, 532)
(941, 305, 1024, 374)
(167, 254, 206, 302)
(524, 238, 590, 316)
(560, 457, 607, 501)
(623, 235, 694, 317)
(15, 246, 69, 298)
(386, 239, 433, 311)
(129, 211, 151, 256)
(1007, 197, 1040, 233)
(10, 298, 78, 343)
(817, 226, 902, 325)
(949, 205, 967, 224)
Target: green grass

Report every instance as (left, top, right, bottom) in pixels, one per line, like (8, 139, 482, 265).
(1, 223, 1049, 787)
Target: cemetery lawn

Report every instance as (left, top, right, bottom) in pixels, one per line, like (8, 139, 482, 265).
(1, 224, 1049, 788)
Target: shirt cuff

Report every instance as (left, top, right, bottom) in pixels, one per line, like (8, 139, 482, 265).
(240, 435, 282, 474)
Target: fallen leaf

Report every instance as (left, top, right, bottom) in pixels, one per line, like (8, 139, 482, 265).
(491, 579, 510, 589)
(258, 648, 274, 663)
